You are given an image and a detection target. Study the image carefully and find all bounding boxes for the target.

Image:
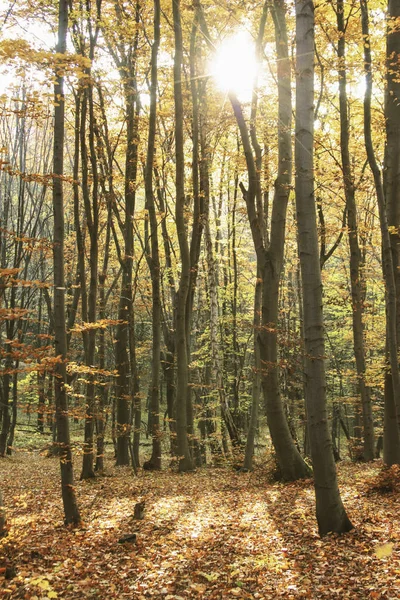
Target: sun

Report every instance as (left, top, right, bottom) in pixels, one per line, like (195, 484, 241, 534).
(211, 31, 258, 102)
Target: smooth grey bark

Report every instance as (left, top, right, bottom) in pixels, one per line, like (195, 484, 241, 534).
(295, 0, 352, 535)
(186, 14, 207, 465)
(144, 0, 162, 470)
(52, 0, 81, 525)
(243, 272, 262, 471)
(172, 0, 194, 472)
(336, 0, 375, 461)
(360, 0, 400, 464)
(154, 166, 178, 457)
(382, 0, 400, 463)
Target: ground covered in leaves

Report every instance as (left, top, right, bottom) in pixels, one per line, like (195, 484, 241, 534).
(1, 452, 400, 599)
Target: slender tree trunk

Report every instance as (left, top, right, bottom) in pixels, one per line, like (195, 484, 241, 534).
(155, 166, 178, 457)
(37, 371, 46, 433)
(80, 81, 99, 480)
(0, 489, 5, 537)
(114, 5, 141, 466)
(172, 0, 193, 472)
(186, 13, 207, 466)
(95, 215, 112, 473)
(144, 0, 162, 470)
(6, 368, 18, 454)
(243, 272, 262, 471)
(295, 0, 352, 535)
(52, 0, 80, 525)
(0, 369, 11, 457)
(336, 0, 374, 461)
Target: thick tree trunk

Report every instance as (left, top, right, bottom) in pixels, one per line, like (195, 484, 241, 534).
(295, 0, 352, 535)
(52, 0, 80, 526)
(360, 0, 400, 463)
(383, 0, 400, 461)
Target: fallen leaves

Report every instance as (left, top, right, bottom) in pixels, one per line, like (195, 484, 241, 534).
(374, 542, 394, 559)
(0, 454, 399, 598)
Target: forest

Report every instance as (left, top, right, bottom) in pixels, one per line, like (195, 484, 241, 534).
(1, 0, 400, 597)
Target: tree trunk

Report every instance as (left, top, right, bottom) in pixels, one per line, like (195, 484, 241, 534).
(383, 0, 400, 461)
(360, 0, 400, 463)
(52, 0, 80, 526)
(6, 368, 18, 454)
(172, 0, 193, 472)
(144, 0, 162, 470)
(114, 4, 141, 467)
(243, 272, 262, 471)
(295, 0, 352, 535)
(336, 0, 374, 461)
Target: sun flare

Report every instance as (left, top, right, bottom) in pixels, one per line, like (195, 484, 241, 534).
(211, 31, 258, 102)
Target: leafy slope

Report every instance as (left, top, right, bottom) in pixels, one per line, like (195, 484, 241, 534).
(0, 453, 399, 599)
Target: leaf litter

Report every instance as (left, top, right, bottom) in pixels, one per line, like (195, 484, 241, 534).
(0, 453, 399, 599)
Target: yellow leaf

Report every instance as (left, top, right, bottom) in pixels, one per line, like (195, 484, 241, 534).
(198, 571, 221, 582)
(374, 543, 394, 558)
(38, 579, 50, 590)
(48, 592, 58, 599)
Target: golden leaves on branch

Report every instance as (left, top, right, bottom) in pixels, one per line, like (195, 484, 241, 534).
(0, 38, 92, 82)
(69, 318, 126, 334)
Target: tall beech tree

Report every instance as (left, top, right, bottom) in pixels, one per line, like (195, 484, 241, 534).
(52, 0, 81, 525)
(335, 0, 375, 461)
(144, 0, 162, 471)
(295, 0, 352, 534)
(172, 0, 194, 472)
(383, 0, 400, 463)
(360, 0, 400, 464)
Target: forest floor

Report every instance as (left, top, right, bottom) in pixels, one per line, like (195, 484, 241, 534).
(0, 451, 400, 599)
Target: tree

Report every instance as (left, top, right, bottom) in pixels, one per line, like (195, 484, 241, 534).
(383, 0, 400, 463)
(335, 0, 375, 461)
(144, 0, 162, 471)
(359, 0, 400, 465)
(295, 0, 352, 535)
(172, 0, 194, 472)
(52, 0, 81, 525)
